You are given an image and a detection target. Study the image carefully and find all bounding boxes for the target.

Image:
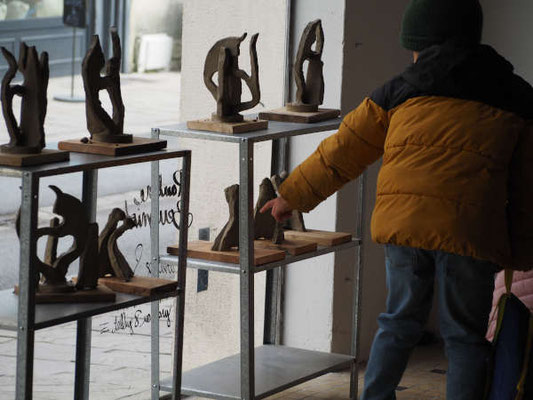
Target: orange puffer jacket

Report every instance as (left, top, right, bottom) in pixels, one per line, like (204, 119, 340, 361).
(279, 42, 533, 270)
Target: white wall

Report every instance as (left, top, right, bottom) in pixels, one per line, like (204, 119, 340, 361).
(481, 0, 533, 83)
(178, 0, 288, 369)
(282, 0, 345, 352)
(284, 0, 412, 359)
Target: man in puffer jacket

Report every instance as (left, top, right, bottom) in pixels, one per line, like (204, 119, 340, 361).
(261, 0, 533, 399)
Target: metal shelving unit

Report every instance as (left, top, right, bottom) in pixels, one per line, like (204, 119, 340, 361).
(156, 118, 364, 400)
(0, 147, 191, 400)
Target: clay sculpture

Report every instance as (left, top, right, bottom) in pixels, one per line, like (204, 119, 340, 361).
(203, 33, 261, 122)
(16, 186, 96, 293)
(271, 172, 306, 232)
(107, 214, 136, 281)
(211, 184, 240, 251)
(254, 178, 284, 244)
(289, 19, 325, 112)
(82, 27, 130, 143)
(0, 43, 49, 154)
(98, 208, 135, 281)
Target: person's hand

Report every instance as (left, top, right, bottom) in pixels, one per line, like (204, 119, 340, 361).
(260, 196, 293, 222)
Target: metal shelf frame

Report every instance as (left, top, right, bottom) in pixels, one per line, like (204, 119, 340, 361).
(1, 146, 191, 400)
(157, 119, 365, 399)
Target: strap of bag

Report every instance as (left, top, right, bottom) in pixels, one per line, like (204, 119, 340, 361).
(505, 269, 514, 294)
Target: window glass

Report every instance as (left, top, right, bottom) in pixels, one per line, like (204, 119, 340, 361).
(1, 0, 63, 20)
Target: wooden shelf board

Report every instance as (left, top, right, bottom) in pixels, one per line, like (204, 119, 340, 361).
(58, 137, 167, 156)
(98, 276, 178, 296)
(167, 240, 285, 266)
(254, 238, 317, 256)
(283, 230, 352, 246)
(259, 107, 340, 123)
(187, 118, 268, 134)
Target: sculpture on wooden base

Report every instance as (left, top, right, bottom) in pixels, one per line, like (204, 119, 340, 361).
(212, 178, 289, 252)
(187, 33, 267, 134)
(0, 43, 68, 166)
(204, 33, 260, 122)
(57, 27, 166, 156)
(16, 186, 99, 294)
(98, 208, 135, 281)
(212, 184, 239, 251)
(288, 19, 324, 112)
(82, 27, 130, 144)
(271, 172, 306, 232)
(258, 19, 339, 123)
(254, 178, 284, 243)
(0, 43, 48, 154)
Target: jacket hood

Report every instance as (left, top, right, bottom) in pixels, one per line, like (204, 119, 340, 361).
(402, 41, 533, 119)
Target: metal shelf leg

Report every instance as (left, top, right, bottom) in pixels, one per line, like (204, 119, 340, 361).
(151, 134, 161, 400)
(74, 170, 98, 400)
(16, 172, 39, 400)
(239, 139, 255, 399)
(350, 173, 366, 400)
(171, 151, 191, 399)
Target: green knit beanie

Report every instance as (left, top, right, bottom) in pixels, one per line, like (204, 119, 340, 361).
(400, 0, 483, 51)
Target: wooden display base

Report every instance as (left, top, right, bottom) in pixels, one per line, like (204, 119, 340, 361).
(0, 148, 69, 167)
(58, 137, 167, 156)
(283, 230, 352, 246)
(14, 285, 116, 304)
(258, 107, 340, 123)
(167, 240, 285, 266)
(98, 276, 178, 297)
(254, 239, 317, 256)
(187, 118, 268, 134)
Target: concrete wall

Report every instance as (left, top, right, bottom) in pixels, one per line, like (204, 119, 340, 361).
(282, 0, 345, 352)
(178, 0, 288, 369)
(283, 0, 412, 359)
(481, 0, 533, 83)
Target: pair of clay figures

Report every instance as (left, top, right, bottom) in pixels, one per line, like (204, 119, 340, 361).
(212, 173, 306, 251)
(204, 19, 325, 123)
(0, 28, 128, 158)
(17, 186, 136, 293)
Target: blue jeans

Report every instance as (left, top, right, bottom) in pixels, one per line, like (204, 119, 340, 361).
(361, 245, 500, 400)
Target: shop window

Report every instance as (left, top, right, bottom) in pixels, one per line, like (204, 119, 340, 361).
(1, 0, 63, 20)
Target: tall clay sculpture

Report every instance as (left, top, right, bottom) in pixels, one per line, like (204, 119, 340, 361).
(82, 27, 131, 143)
(203, 33, 261, 122)
(212, 184, 240, 251)
(254, 178, 284, 244)
(0, 43, 49, 154)
(290, 19, 324, 112)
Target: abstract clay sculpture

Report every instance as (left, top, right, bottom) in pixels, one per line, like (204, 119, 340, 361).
(107, 214, 135, 281)
(98, 208, 135, 281)
(289, 19, 324, 112)
(271, 172, 306, 232)
(203, 33, 261, 122)
(0, 43, 49, 154)
(254, 178, 284, 244)
(211, 184, 239, 251)
(82, 27, 131, 143)
(15, 186, 95, 293)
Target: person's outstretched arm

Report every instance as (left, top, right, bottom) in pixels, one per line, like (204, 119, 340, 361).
(262, 97, 389, 221)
